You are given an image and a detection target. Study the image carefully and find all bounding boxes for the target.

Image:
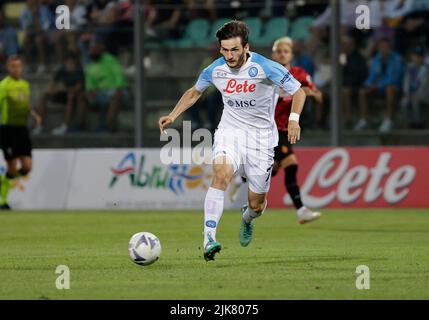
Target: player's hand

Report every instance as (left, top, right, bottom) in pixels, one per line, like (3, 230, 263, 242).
(158, 115, 175, 134)
(34, 114, 42, 125)
(287, 121, 301, 144)
(31, 110, 42, 125)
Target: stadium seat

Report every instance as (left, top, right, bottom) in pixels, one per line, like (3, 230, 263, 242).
(243, 17, 263, 44)
(180, 19, 210, 48)
(290, 16, 314, 41)
(173, 38, 194, 48)
(253, 17, 290, 47)
(165, 19, 210, 48)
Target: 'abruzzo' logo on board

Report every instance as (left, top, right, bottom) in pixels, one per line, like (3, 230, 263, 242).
(110, 152, 211, 194)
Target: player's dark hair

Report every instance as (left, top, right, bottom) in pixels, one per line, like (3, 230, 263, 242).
(216, 20, 249, 47)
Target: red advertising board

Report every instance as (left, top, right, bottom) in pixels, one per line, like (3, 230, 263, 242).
(268, 147, 429, 208)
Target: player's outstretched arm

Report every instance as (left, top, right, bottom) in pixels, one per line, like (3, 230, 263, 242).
(158, 86, 202, 133)
(288, 87, 306, 145)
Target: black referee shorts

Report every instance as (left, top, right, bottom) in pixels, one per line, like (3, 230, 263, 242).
(0, 125, 32, 160)
(274, 130, 294, 162)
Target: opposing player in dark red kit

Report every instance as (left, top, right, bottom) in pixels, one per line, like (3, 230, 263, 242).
(230, 37, 322, 224)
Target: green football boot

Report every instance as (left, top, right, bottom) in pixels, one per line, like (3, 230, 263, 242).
(239, 205, 254, 247)
(203, 233, 222, 261)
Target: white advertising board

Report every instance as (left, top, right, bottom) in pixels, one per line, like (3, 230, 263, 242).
(66, 149, 240, 209)
(0, 150, 75, 209)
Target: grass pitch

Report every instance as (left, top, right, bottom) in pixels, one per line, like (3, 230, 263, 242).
(0, 209, 428, 299)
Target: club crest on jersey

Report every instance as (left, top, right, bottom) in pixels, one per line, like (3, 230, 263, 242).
(248, 67, 258, 77)
(223, 79, 256, 94)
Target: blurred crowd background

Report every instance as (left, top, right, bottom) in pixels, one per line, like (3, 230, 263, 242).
(0, 0, 428, 147)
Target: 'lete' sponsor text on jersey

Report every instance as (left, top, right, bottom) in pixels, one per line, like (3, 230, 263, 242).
(195, 52, 301, 148)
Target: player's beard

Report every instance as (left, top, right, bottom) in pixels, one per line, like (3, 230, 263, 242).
(228, 51, 247, 69)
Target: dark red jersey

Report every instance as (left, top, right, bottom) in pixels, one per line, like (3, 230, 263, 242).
(275, 66, 316, 131)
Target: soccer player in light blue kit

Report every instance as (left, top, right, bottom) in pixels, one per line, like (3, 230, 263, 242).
(159, 21, 306, 261)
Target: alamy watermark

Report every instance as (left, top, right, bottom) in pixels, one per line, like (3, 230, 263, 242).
(355, 265, 370, 290)
(160, 121, 275, 170)
(55, 5, 70, 30)
(355, 5, 371, 30)
(56, 265, 70, 290)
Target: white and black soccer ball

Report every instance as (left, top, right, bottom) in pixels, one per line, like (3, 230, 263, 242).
(128, 232, 162, 266)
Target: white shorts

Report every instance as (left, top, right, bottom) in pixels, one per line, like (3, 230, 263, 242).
(212, 128, 275, 194)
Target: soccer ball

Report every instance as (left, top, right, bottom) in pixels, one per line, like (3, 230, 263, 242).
(128, 232, 162, 266)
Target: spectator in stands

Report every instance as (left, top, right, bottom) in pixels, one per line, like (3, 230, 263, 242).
(42, 0, 57, 13)
(20, 0, 55, 73)
(82, 43, 127, 133)
(106, 0, 134, 54)
(188, 0, 217, 21)
(79, 0, 117, 63)
(361, 0, 417, 58)
(293, 40, 315, 77)
(308, 0, 361, 55)
(68, 0, 88, 30)
(89, 0, 119, 43)
(86, 0, 117, 27)
(52, 0, 87, 64)
(146, 0, 184, 40)
(309, 0, 399, 55)
(401, 45, 429, 128)
(0, 9, 19, 70)
(341, 35, 368, 126)
(33, 53, 85, 135)
(142, 0, 157, 37)
(355, 38, 404, 133)
(394, 1, 429, 55)
(216, 0, 239, 18)
(363, 1, 429, 58)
